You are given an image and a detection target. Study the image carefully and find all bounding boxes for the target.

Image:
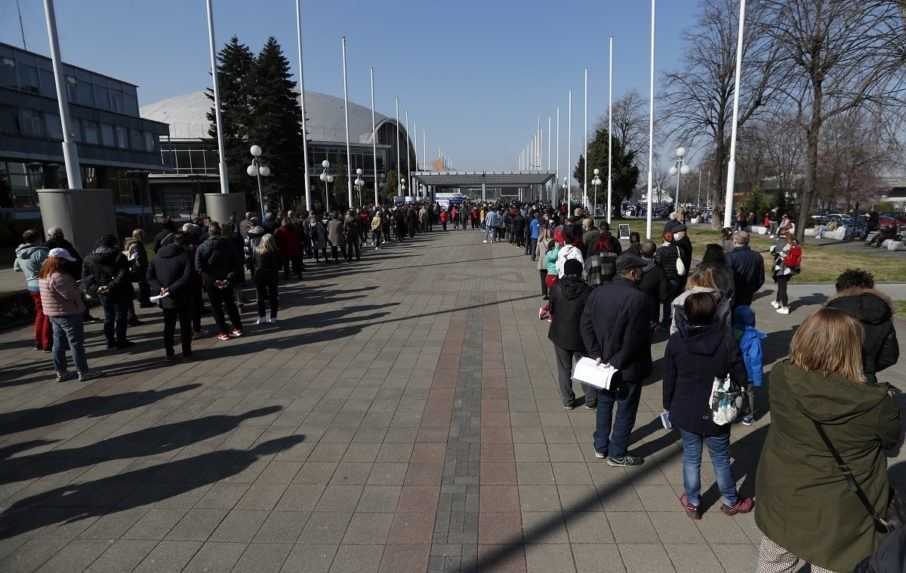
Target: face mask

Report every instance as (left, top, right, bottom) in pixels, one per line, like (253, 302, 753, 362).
(674, 231, 686, 241)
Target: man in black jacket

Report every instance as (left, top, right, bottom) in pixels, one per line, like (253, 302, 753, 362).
(82, 234, 134, 349)
(148, 233, 194, 360)
(826, 269, 899, 384)
(580, 253, 652, 467)
(655, 221, 686, 327)
(638, 240, 669, 331)
(548, 259, 595, 409)
(195, 222, 243, 341)
(726, 231, 765, 307)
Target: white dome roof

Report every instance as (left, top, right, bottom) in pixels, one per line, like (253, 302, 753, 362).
(141, 90, 395, 144)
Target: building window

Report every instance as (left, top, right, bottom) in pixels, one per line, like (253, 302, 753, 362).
(130, 129, 143, 150)
(44, 113, 63, 141)
(143, 132, 156, 152)
(110, 90, 124, 113)
(77, 81, 94, 107)
(115, 125, 128, 149)
(124, 93, 138, 116)
(70, 118, 81, 142)
(0, 57, 16, 88)
(101, 123, 115, 147)
(83, 121, 99, 145)
(39, 69, 55, 97)
(95, 85, 110, 110)
(19, 109, 43, 137)
(18, 64, 39, 93)
(0, 105, 17, 135)
(65, 75, 78, 103)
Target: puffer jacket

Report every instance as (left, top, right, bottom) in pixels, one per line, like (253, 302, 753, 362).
(39, 271, 85, 316)
(13, 243, 49, 292)
(547, 277, 591, 351)
(82, 246, 134, 301)
(826, 288, 899, 384)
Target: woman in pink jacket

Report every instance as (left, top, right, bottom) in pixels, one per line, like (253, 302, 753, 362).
(39, 248, 97, 382)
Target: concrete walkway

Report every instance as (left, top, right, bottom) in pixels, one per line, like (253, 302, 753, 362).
(0, 229, 902, 573)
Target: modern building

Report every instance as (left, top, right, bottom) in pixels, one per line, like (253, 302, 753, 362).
(0, 42, 168, 215)
(140, 90, 417, 217)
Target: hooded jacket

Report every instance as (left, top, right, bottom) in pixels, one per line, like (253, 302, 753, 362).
(82, 246, 134, 301)
(732, 305, 765, 387)
(638, 256, 669, 321)
(147, 244, 193, 309)
(547, 276, 591, 351)
(826, 288, 899, 384)
(194, 236, 239, 283)
(13, 243, 49, 292)
(755, 361, 900, 572)
(670, 287, 731, 336)
(663, 321, 748, 436)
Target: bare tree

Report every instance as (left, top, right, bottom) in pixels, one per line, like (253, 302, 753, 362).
(761, 0, 906, 240)
(608, 90, 650, 163)
(661, 0, 779, 205)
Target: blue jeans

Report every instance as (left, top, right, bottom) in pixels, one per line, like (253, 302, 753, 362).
(680, 430, 738, 507)
(50, 314, 90, 374)
(100, 295, 129, 344)
(593, 381, 642, 457)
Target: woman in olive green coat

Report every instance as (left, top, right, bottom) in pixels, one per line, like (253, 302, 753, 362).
(755, 308, 901, 573)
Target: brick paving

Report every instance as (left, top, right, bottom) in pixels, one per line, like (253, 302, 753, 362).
(0, 228, 903, 573)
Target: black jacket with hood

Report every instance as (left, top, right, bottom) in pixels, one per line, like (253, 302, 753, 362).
(194, 236, 240, 284)
(547, 276, 591, 351)
(663, 321, 748, 436)
(147, 244, 193, 309)
(638, 256, 669, 321)
(826, 288, 899, 384)
(82, 246, 134, 302)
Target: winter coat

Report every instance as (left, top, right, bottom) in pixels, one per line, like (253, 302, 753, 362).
(555, 245, 584, 279)
(547, 277, 591, 351)
(826, 288, 899, 384)
(13, 243, 49, 292)
(244, 226, 265, 269)
(580, 277, 652, 383)
(638, 256, 669, 322)
(39, 271, 85, 316)
(727, 245, 765, 306)
(536, 237, 549, 271)
(582, 228, 601, 255)
(252, 250, 282, 284)
(755, 361, 900, 572)
(147, 244, 193, 309)
(732, 305, 765, 387)
(663, 321, 748, 436)
(344, 216, 360, 240)
(124, 238, 149, 281)
(655, 242, 682, 286)
(677, 235, 693, 278)
(274, 225, 301, 258)
(194, 236, 239, 283)
(545, 246, 560, 276)
(670, 287, 731, 336)
(82, 246, 134, 302)
(327, 219, 344, 246)
(312, 220, 328, 249)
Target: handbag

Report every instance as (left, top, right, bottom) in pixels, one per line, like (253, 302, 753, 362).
(709, 373, 743, 425)
(675, 246, 687, 277)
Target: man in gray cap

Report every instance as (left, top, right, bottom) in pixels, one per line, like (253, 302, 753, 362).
(580, 252, 653, 467)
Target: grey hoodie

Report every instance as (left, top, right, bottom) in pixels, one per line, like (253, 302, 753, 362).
(13, 243, 49, 292)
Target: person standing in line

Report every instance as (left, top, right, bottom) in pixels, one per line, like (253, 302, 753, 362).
(733, 305, 765, 425)
(625, 231, 642, 256)
(310, 214, 329, 263)
(483, 208, 499, 243)
(548, 259, 596, 409)
(770, 233, 802, 315)
(439, 208, 449, 231)
(125, 229, 151, 326)
(344, 210, 362, 262)
(555, 225, 584, 279)
(754, 309, 900, 573)
(638, 240, 669, 331)
(371, 210, 383, 249)
(82, 234, 135, 349)
(13, 229, 50, 351)
(195, 222, 243, 342)
(147, 232, 194, 360)
(699, 244, 734, 300)
(39, 249, 98, 381)
(663, 292, 753, 519)
(726, 231, 765, 307)
(326, 212, 344, 263)
(45, 227, 98, 323)
(252, 234, 282, 325)
(655, 221, 686, 328)
(580, 253, 652, 467)
(274, 218, 302, 280)
(536, 225, 552, 299)
(527, 212, 542, 259)
(826, 269, 899, 385)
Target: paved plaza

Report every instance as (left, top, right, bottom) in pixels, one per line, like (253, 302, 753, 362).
(0, 230, 903, 573)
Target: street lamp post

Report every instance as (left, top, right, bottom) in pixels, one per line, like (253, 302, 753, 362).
(400, 177, 407, 199)
(668, 146, 690, 209)
(247, 145, 271, 221)
(319, 159, 334, 214)
(592, 168, 602, 218)
(354, 168, 365, 207)
(560, 177, 568, 211)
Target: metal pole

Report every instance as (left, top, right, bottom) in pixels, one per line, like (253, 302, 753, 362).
(724, 0, 747, 229)
(568, 90, 572, 211)
(42, 0, 82, 189)
(16, 0, 27, 50)
(675, 160, 681, 207)
(255, 160, 265, 220)
(295, 0, 312, 210)
(555, 106, 560, 206)
(341, 37, 353, 208)
(697, 168, 702, 207)
(646, 0, 656, 239)
(584, 67, 588, 210)
(369, 67, 379, 206)
(204, 0, 228, 194)
(607, 36, 613, 225)
(422, 128, 426, 177)
(547, 115, 552, 203)
(405, 111, 411, 197)
(395, 97, 401, 196)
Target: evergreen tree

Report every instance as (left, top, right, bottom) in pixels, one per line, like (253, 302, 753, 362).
(206, 36, 255, 197)
(249, 37, 304, 207)
(573, 127, 640, 213)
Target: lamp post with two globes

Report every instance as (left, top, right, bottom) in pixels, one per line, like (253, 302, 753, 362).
(247, 145, 271, 221)
(592, 168, 602, 218)
(354, 168, 365, 207)
(319, 159, 335, 214)
(668, 146, 690, 209)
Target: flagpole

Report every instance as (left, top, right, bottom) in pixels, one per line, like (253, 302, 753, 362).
(341, 36, 353, 208)
(295, 0, 311, 210)
(646, 0, 656, 239)
(607, 36, 613, 225)
(369, 66, 379, 206)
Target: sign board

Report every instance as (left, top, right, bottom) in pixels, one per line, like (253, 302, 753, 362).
(618, 224, 631, 240)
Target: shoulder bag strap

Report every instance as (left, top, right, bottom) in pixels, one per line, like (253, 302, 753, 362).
(811, 419, 891, 532)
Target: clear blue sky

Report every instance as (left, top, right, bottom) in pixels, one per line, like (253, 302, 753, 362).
(1, 0, 697, 171)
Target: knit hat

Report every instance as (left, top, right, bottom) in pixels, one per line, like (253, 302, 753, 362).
(564, 259, 583, 277)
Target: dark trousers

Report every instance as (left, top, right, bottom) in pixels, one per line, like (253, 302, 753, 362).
(99, 295, 129, 345)
(775, 275, 791, 307)
(283, 255, 302, 279)
(315, 246, 328, 262)
(594, 380, 643, 457)
(189, 278, 203, 332)
(207, 283, 242, 334)
(345, 239, 360, 261)
(137, 280, 152, 305)
(540, 270, 549, 298)
(256, 277, 279, 319)
(527, 238, 537, 258)
(163, 307, 192, 356)
(553, 344, 597, 407)
(330, 245, 341, 263)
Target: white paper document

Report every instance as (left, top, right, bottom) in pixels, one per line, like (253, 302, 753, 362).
(571, 357, 620, 390)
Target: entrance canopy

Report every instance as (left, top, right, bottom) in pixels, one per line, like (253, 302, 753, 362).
(413, 170, 555, 188)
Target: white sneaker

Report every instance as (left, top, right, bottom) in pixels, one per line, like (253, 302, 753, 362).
(770, 301, 780, 309)
(482, 240, 488, 244)
(777, 306, 790, 315)
(256, 317, 264, 325)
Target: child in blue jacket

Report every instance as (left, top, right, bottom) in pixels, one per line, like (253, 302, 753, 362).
(733, 305, 765, 425)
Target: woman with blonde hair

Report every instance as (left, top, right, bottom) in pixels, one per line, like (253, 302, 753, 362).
(755, 308, 900, 573)
(252, 234, 282, 325)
